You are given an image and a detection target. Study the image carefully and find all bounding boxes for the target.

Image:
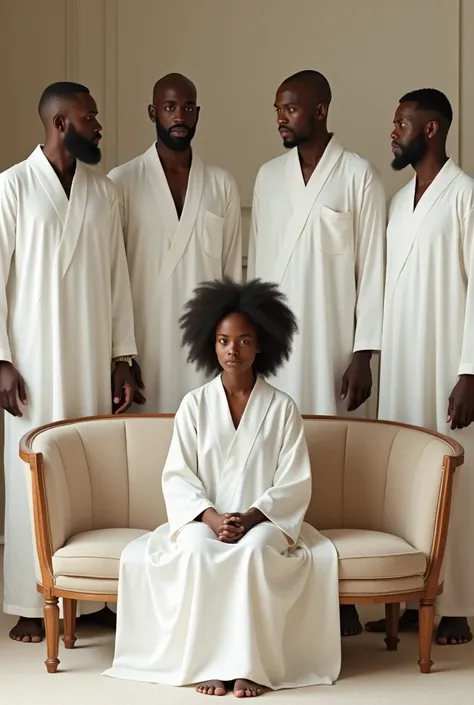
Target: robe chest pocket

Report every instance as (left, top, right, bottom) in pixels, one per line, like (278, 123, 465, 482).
(317, 206, 353, 255)
(202, 211, 224, 260)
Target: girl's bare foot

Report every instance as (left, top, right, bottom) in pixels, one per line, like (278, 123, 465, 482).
(234, 679, 264, 697)
(196, 680, 226, 696)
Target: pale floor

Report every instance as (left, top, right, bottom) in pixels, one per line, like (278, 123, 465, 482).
(1, 549, 473, 705)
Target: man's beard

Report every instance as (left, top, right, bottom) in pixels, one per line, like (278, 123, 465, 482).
(64, 124, 101, 165)
(391, 133, 427, 171)
(279, 123, 314, 150)
(155, 119, 196, 152)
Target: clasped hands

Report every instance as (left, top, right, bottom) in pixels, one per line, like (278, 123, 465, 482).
(201, 508, 263, 543)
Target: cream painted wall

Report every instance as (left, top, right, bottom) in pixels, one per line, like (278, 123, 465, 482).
(0, 0, 469, 534)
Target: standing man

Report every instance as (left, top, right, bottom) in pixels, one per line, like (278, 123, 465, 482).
(365, 89, 473, 645)
(1, 82, 137, 643)
(108, 73, 242, 413)
(247, 70, 386, 636)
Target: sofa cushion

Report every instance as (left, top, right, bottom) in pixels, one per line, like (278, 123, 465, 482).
(321, 528, 427, 581)
(52, 528, 149, 580)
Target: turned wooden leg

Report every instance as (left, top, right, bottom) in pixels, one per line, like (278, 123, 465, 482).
(418, 599, 436, 673)
(43, 597, 60, 673)
(384, 602, 400, 651)
(62, 598, 77, 649)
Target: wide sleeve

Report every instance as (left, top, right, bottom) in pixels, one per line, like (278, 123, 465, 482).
(222, 175, 243, 281)
(251, 400, 312, 544)
(109, 187, 137, 358)
(246, 173, 259, 280)
(458, 208, 474, 375)
(162, 395, 215, 538)
(0, 174, 17, 363)
(352, 170, 386, 353)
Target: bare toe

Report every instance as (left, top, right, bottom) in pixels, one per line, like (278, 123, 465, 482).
(196, 680, 226, 696)
(9, 618, 44, 644)
(234, 679, 264, 697)
(436, 617, 472, 646)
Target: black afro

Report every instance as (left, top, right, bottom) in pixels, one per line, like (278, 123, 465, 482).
(179, 278, 298, 378)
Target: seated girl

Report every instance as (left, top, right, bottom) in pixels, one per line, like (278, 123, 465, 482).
(104, 278, 341, 697)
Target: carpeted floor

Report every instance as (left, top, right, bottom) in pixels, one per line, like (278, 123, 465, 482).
(1, 547, 473, 705)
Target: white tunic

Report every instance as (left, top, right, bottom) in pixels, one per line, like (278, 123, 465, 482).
(248, 138, 385, 415)
(108, 146, 242, 413)
(379, 159, 474, 616)
(0, 146, 136, 617)
(104, 376, 341, 689)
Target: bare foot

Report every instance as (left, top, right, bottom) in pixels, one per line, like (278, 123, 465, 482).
(234, 679, 264, 697)
(196, 681, 226, 696)
(9, 617, 44, 643)
(79, 606, 116, 629)
(340, 604, 362, 637)
(436, 617, 473, 645)
(366, 608, 418, 633)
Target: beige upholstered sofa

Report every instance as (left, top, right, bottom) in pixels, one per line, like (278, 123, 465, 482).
(20, 414, 463, 675)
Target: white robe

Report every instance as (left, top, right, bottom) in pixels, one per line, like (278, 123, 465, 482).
(0, 146, 136, 617)
(247, 138, 385, 415)
(379, 158, 474, 616)
(108, 146, 242, 413)
(104, 376, 340, 689)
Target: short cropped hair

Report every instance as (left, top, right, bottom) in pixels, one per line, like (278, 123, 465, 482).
(179, 278, 298, 378)
(400, 88, 453, 125)
(38, 81, 90, 115)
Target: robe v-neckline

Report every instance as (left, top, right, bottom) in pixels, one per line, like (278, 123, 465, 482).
(205, 375, 274, 466)
(27, 145, 89, 279)
(220, 376, 258, 432)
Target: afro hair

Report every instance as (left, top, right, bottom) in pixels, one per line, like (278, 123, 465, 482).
(179, 278, 298, 378)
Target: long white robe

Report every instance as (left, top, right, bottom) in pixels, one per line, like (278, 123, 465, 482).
(247, 138, 385, 415)
(379, 158, 474, 616)
(104, 376, 340, 689)
(108, 146, 242, 413)
(0, 146, 136, 617)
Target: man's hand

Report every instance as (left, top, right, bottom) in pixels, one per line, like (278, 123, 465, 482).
(201, 509, 244, 542)
(112, 362, 135, 414)
(131, 359, 146, 405)
(341, 351, 372, 412)
(447, 375, 474, 430)
(0, 361, 27, 417)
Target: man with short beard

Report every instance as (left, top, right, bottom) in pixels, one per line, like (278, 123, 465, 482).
(0, 82, 137, 643)
(248, 70, 386, 637)
(364, 88, 474, 646)
(108, 73, 242, 414)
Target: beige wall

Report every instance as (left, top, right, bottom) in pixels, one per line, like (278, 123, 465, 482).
(0, 0, 470, 533)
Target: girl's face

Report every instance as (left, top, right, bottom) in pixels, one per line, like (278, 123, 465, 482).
(215, 313, 260, 374)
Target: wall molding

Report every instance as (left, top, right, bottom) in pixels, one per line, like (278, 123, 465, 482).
(65, 0, 80, 81)
(103, 0, 119, 173)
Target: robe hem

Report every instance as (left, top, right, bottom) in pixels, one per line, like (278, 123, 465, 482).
(3, 603, 44, 619)
(435, 606, 474, 618)
(102, 666, 337, 689)
(458, 364, 474, 376)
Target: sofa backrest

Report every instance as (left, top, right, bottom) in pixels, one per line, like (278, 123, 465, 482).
(27, 415, 456, 558)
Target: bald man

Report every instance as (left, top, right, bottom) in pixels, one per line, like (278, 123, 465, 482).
(247, 70, 386, 636)
(108, 73, 242, 413)
(0, 82, 136, 643)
